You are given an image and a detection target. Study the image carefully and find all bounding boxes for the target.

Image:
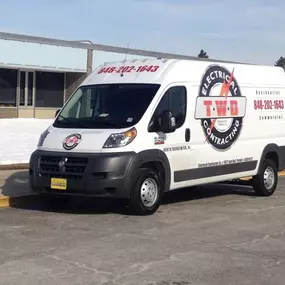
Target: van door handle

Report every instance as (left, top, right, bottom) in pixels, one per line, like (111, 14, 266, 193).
(185, 128, 191, 142)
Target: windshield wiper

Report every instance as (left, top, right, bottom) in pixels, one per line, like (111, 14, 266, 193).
(57, 114, 74, 124)
(57, 115, 87, 126)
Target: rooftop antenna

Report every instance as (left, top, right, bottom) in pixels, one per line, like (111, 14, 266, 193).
(121, 41, 130, 77)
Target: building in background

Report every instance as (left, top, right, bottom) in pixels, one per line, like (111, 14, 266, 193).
(0, 32, 235, 119)
(0, 65, 86, 119)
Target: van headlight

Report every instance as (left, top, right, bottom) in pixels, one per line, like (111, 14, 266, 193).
(37, 129, 50, 147)
(103, 127, 137, 148)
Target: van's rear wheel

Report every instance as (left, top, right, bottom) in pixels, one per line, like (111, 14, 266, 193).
(252, 159, 278, 196)
(128, 168, 162, 215)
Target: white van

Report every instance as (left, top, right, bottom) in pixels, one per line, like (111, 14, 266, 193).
(29, 58, 285, 215)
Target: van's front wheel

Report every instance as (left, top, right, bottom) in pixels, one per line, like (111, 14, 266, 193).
(252, 159, 278, 196)
(128, 168, 162, 215)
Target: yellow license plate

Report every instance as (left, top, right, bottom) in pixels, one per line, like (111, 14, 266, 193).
(50, 178, 67, 190)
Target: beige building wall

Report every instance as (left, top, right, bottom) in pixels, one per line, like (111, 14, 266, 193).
(18, 108, 34, 118)
(0, 108, 58, 119)
(0, 108, 17, 118)
(35, 108, 58, 119)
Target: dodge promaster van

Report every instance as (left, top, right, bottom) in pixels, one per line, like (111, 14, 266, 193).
(29, 58, 285, 215)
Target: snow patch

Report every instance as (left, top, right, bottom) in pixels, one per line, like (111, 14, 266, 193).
(0, 118, 53, 165)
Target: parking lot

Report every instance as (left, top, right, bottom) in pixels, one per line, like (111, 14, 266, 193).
(0, 171, 285, 285)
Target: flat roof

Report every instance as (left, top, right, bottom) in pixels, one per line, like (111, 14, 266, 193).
(0, 31, 248, 64)
(0, 62, 86, 73)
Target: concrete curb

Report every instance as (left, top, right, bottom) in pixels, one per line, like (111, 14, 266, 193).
(0, 163, 29, 171)
(0, 194, 37, 208)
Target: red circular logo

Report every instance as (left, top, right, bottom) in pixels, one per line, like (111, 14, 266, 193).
(63, 134, 82, 150)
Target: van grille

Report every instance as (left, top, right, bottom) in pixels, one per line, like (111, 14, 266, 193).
(39, 155, 88, 180)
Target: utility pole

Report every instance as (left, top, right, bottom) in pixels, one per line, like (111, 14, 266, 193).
(86, 48, 93, 75)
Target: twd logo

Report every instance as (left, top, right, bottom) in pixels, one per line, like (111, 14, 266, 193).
(194, 65, 247, 151)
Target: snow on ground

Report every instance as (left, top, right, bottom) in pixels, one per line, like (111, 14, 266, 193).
(0, 118, 53, 165)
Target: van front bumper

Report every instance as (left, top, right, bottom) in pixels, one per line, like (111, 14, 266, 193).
(29, 149, 136, 198)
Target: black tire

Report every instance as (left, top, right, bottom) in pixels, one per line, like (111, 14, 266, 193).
(128, 168, 163, 216)
(252, 158, 278, 196)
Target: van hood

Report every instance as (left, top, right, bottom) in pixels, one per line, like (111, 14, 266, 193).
(39, 126, 125, 153)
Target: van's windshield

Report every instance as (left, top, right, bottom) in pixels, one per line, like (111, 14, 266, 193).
(53, 83, 160, 129)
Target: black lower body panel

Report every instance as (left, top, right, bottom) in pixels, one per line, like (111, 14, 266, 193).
(29, 149, 136, 198)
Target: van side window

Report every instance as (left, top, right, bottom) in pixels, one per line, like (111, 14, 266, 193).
(149, 86, 187, 132)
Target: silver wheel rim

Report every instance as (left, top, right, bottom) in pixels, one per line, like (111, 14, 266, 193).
(140, 178, 158, 207)
(264, 166, 275, 190)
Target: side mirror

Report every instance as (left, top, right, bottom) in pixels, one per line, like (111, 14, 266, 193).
(55, 109, 60, 118)
(158, 110, 176, 133)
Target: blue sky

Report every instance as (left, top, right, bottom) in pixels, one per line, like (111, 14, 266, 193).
(0, 0, 284, 65)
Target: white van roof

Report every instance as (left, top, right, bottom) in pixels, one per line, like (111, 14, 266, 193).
(82, 58, 285, 88)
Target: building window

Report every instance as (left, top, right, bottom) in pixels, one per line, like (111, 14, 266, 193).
(27, 72, 33, 106)
(35, 71, 64, 108)
(20, 71, 25, 106)
(0, 69, 17, 107)
(19, 71, 35, 107)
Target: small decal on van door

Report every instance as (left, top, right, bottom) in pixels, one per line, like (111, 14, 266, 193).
(154, 136, 165, 145)
(195, 65, 247, 151)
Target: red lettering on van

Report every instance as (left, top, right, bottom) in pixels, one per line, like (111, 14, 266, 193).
(97, 65, 160, 74)
(203, 99, 239, 117)
(230, 100, 238, 115)
(215, 100, 227, 116)
(203, 100, 212, 116)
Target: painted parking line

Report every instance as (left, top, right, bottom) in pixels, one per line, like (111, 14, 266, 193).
(0, 194, 37, 208)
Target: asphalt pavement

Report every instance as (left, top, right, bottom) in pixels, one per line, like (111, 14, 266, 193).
(0, 169, 31, 197)
(0, 171, 285, 284)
